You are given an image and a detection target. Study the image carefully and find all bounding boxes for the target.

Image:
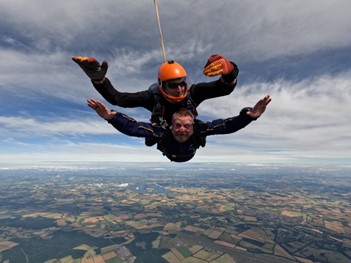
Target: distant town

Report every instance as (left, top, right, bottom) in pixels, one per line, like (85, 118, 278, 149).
(0, 163, 350, 263)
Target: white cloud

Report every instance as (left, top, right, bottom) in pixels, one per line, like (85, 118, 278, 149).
(0, 115, 120, 140)
(0, 142, 168, 163)
(196, 71, 351, 163)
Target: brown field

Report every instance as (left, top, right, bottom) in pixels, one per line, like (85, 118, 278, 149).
(162, 251, 182, 263)
(102, 251, 118, 261)
(189, 245, 203, 254)
(324, 220, 345, 233)
(213, 253, 236, 263)
(214, 240, 236, 248)
(234, 245, 247, 251)
(83, 216, 105, 223)
(184, 225, 205, 233)
(0, 239, 18, 253)
(170, 247, 186, 261)
(164, 222, 181, 232)
(241, 215, 257, 221)
(22, 212, 63, 219)
(281, 210, 303, 217)
(203, 227, 225, 239)
(238, 227, 274, 243)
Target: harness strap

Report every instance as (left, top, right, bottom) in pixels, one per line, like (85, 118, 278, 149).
(153, 101, 168, 129)
(186, 97, 198, 117)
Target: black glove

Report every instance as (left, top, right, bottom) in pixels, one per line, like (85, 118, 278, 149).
(72, 56, 108, 81)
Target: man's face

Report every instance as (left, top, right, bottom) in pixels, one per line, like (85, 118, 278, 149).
(164, 78, 187, 97)
(171, 116, 194, 143)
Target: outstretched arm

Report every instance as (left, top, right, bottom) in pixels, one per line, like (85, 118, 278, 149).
(93, 78, 154, 110)
(73, 56, 154, 110)
(197, 95, 272, 136)
(246, 95, 271, 119)
(87, 98, 116, 120)
(87, 98, 163, 139)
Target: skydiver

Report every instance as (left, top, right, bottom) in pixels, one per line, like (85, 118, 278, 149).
(73, 54, 239, 146)
(87, 95, 271, 162)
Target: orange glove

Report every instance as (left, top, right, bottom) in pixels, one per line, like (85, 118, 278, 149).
(72, 56, 108, 81)
(203, 54, 234, 77)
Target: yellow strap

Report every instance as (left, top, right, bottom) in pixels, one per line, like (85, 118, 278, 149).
(154, 0, 167, 62)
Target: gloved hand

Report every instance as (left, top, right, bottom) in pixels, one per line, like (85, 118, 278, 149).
(203, 54, 234, 77)
(72, 56, 108, 81)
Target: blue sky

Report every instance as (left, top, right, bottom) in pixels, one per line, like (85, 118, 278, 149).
(0, 0, 350, 165)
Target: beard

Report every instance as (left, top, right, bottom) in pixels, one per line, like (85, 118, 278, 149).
(173, 133, 191, 143)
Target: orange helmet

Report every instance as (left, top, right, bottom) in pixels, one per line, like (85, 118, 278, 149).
(158, 60, 188, 103)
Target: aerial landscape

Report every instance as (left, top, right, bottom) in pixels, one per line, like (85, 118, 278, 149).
(0, 162, 350, 263)
(1, 2, 351, 263)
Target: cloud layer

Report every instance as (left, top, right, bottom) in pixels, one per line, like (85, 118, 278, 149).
(1, 0, 350, 165)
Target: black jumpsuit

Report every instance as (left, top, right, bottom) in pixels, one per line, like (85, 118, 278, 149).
(93, 62, 238, 125)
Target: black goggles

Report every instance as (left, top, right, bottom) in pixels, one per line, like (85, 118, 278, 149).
(165, 80, 187, 89)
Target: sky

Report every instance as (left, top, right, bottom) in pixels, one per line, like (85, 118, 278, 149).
(0, 0, 351, 166)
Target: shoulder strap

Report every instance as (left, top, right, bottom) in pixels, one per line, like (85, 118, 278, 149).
(149, 84, 168, 129)
(185, 93, 198, 117)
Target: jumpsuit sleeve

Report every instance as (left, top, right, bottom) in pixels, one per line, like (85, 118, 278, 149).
(190, 62, 238, 106)
(107, 112, 163, 139)
(197, 110, 254, 137)
(93, 78, 155, 111)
